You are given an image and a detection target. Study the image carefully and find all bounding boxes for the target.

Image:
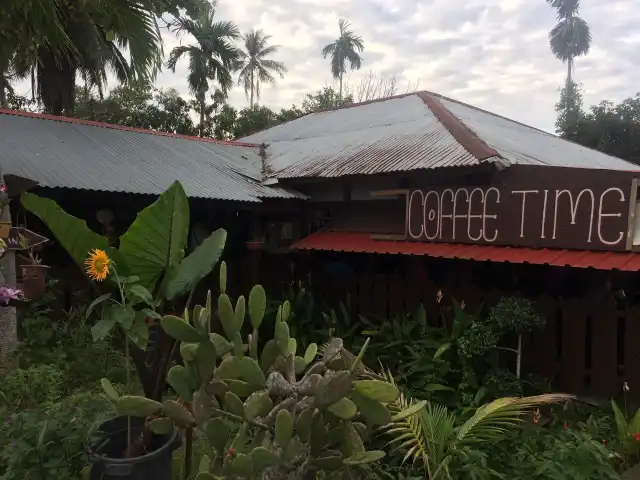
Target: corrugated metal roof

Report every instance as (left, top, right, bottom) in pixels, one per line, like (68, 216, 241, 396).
(241, 92, 638, 179)
(436, 95, 637, 171)
(0, 110, 305, 202)
(243, 95, 479, 178)
(291, 231, 640, 271)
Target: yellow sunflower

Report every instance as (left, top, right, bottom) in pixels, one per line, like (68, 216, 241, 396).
(85, 249, 111, 281)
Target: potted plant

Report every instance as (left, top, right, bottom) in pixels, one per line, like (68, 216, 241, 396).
(19, 241, 49, 299)
(84, 249, 181, 480)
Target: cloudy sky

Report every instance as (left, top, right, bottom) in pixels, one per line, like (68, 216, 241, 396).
(17, 0, 640, 133)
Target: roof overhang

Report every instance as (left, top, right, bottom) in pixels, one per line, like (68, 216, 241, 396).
(291, 232, 640, 272)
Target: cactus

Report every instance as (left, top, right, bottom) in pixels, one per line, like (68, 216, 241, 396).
(102, 271, 397, 479)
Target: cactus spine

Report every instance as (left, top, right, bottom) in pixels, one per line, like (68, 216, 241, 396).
(102, 261, 397, 479)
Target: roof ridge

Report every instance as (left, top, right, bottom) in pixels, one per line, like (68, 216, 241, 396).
(0, 108, 261, 148)
(415, 92, 501, 162)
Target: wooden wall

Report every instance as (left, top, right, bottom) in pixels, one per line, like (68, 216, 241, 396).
(261, 251, 639, 403)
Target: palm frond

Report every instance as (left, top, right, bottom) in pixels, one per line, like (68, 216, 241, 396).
(166, 45, 193, 71)
(261, 59, 287, 77)
(345, 49, 362, 71)
(322, 42, 337, 58)
(456, 393, 574, 444)
(549, 16, 592, 61)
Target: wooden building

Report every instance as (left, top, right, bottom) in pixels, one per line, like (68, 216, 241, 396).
(4, 90, 640, 400)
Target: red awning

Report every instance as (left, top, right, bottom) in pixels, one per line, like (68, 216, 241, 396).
(290, 231, 640, 272)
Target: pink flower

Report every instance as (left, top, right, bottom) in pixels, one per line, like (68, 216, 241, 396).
(227, 447, 235, 457)
(0, 286, 23, 305)
(0, 184, 7, 193)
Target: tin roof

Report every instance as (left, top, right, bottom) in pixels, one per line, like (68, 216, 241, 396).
(242, 91, 638, 178)
(0, 109, 305, 202)
(291, 231, 640, 272)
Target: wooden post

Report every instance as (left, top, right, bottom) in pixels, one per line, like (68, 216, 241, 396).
(0, 181, 17, 366)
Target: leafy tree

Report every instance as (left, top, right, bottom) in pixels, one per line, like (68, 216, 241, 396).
(73, 82, 197, 135)
(546, 0, 592, 84)
(568, 94, 640, 166)
(1, 0, 164, 116)
(301, 86, 353, 112)
(213, 104, 238, 140)
(167, 0, 240, 136)
(321, 19, 364, 100)
(237, 29, 287, 108)
(554, 80, 584, 138)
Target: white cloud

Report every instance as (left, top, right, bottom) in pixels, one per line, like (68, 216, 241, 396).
(13, 0, 640, 133)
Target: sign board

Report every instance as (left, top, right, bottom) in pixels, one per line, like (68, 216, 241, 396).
(406, 165, 638, 252)
(2, 227, 49, 251)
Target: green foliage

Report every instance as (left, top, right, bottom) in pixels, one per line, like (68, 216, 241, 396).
(0, 390, 113, 480)
(118, 181, 190, 290)
(106, 274, 403, 479)
(19, 192, 109, 271)
(489, 297, 545, 335)
(564, 92, 640, 166)
(0, 365, 64, 411)
(74, 83, 198, 135)
(490, 426, 619, 479)
(381, 371, 574, 480)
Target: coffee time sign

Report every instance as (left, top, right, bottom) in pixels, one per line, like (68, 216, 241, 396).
(406, 165, 637, 252)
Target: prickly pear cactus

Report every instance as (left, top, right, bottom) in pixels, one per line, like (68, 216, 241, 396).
(104, 262, 398, 479)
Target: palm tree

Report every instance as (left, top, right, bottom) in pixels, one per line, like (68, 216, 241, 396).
(3, 0, 163, 115)
(167, 1, 240, 136)
(237, 29, 287, 108)
(321, 19, 364, 100)
(546, 0, 592, 84)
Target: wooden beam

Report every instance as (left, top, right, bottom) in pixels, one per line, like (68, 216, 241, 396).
(626, 178, 639, 250)
(370, 189, 409, 197)
(370, 233, 407, 241)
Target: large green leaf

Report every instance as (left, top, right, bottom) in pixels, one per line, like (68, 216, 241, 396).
(118, 181, 189, 291)
(165, 228, 227, 300)
(20, 193, 108, 270)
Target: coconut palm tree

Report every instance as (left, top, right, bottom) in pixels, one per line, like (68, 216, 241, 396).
(321, 19, 364, 100)
(546, 0, 592, 84)
(237, 29, 287, 108)
(167, 1, 240, 136)
(2, 0, 163, 115)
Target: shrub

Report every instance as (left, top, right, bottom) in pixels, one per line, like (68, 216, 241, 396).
(0, 364, 65, 411)
(0, 389, 113, 480)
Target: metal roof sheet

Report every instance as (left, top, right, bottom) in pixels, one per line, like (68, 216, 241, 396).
(243, 95, 479, 178)
(436, 95, 638, 171)
(0, 110, 304, 202)
(242, 92, 638, 179)
(291, 231, 640, 271)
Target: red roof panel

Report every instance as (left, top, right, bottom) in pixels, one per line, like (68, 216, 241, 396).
(290, 232, 640, 272)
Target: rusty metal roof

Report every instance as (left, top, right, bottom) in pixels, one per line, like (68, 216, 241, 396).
(242, 92, 638, 179)
(291, 231, 640, 271)
(0, 109, 305, 202)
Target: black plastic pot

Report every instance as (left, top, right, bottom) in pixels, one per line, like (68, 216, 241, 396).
(88, 416, 180, 479)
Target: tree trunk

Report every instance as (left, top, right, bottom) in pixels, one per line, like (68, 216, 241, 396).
(339, 71, 343, 102)
(199, 95, 205, 137)
(250, 69, 254, 108)
(567, 56, 573, 85)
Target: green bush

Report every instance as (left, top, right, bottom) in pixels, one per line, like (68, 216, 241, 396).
(0, 390, 113, 480)
(491, 427, 619, 479)
(0, 364, 65, 411)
